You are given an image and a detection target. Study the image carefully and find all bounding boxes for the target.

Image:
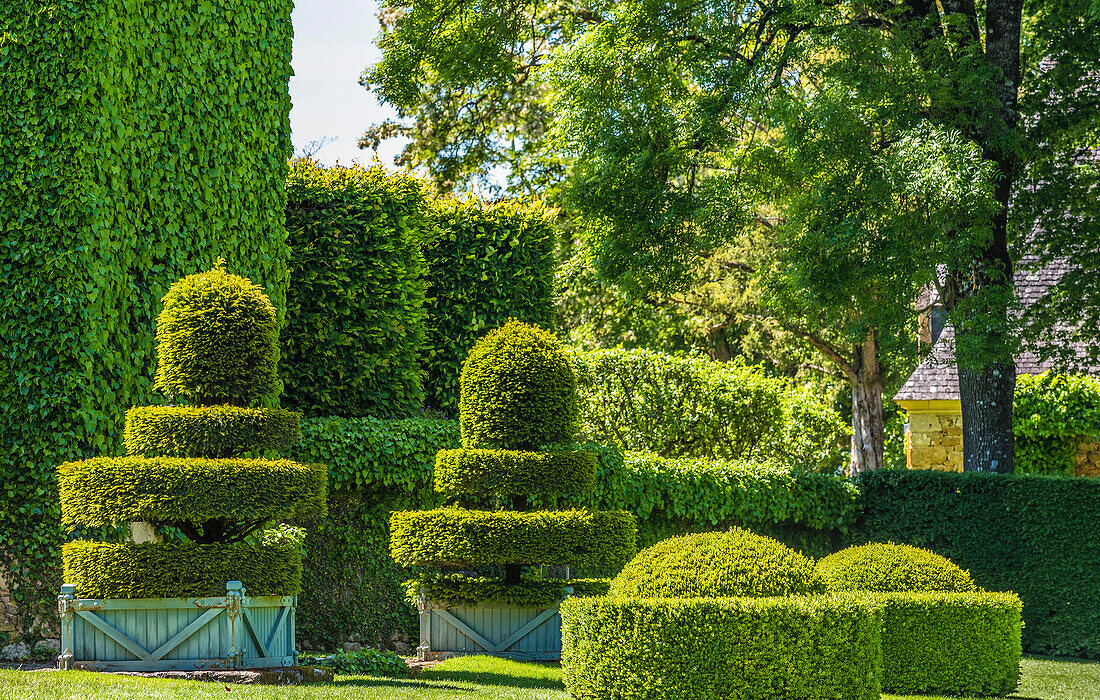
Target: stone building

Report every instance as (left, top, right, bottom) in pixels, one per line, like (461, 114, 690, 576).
(895, 259, 1100, 476)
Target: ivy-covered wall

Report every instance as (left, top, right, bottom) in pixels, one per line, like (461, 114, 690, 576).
(0, 0, 292, 634)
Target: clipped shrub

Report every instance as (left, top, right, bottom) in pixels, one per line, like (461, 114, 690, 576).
(818, 542, 978, 593)
(154, 262, 280, 405)
(124, 405, 300, 458)
(390, 508, 636, 569)
(1014, 372, 1100, 475)
(407, 574, 611, 608)
(62, 541, 302, 599)
(852, 469, 1100, 658)
(423, 199, 556, 416)
(58, 458, 326, 530)
(282, 161, 434, 418)
(608, 528, 822, 599)
(0, 0, 292, 631)
(434, 448, 597, 503)
(561, 594, 883, 700)
(459, 320, 579, 449)
(877, 591, 1021, 696)
(571, 348, 849, 469)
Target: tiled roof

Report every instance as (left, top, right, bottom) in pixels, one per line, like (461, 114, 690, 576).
(894, 257, 1098, 402)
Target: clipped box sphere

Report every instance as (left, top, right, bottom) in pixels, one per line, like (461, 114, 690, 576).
(609, 527, 822, 599)
(459, 320, 579, 449)
(818, 542, 978, 593)
(154, 261, 279, 405)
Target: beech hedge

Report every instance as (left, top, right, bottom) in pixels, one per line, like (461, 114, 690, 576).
(560, 594, 883, 700)
(389, 508, 636, 568)
(434, 448, 597, 503)
(124, 406, 301, 458)
(58, 457, 326, 528)
(62, 541, 302, 599)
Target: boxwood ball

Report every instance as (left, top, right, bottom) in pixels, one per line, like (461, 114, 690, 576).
(459, 320, 579, 449)
(154, 261, 279, 405)
(609, 527, 823, 599)
(818, 542, 978, 593)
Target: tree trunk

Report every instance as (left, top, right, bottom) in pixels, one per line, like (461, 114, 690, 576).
(958, 361, 1016, 473)
(848, 335, 884, 475)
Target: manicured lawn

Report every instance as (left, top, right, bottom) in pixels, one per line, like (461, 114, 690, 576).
(0, 654, 1096, 700)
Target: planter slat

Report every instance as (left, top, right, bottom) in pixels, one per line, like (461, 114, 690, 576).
(58, 582, 296, 671)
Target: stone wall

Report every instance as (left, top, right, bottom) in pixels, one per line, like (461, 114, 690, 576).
(904, 407, 964, 472)
(0, 573, 15, 639)
(1075, 441, 1100, 478)
(902, 400, 1100, 477)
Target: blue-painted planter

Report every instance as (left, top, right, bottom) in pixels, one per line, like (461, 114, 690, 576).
(416, 589, 568, 661)
(58, 581, 296, 671)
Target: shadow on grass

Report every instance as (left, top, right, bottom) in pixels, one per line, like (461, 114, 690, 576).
(419, 669, 565, 691)
(330, 676, 484, 693)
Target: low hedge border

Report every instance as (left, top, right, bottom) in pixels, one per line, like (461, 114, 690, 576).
(560, 593, 883, 700)
(407, 574, 611, 608)
(62, 541, 303, 599)
(124, 405, 301, 458)
(434, 448, 597, 502)
(877, 591, 1022, 696)
(58, 457, 327, 528)
(389, 508, 636, 568)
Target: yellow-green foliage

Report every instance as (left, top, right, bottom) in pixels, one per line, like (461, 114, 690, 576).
(434, 448, 597, 504)
(609, 528, 823, 599)
(389, 508, 636, 568)
(561, 594, 884, 700)
(63, 541, 302, 599)
(876, 591, 1022, 696)
(0, 0, 291, 631)
(282, 161, 434, 418)
(124, 406, 300, 458)
(58, 457, 326, 529)
(459, 321, 579, 449)
(819, 542, 978, 593)
(154, 263, 280, 405)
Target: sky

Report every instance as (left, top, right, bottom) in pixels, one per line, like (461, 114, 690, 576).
(289, 0, 405, 168)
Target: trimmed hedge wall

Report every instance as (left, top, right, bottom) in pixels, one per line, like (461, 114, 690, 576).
(877, 591, 1021, 696)
(851, 469, 1100, 658)
(124, 406, 301, 458)
(288, 417, 857, 647)
(282, 161, 434, 418)
(58, 457, 326, 529)
(423, 199, 556, 415)
(0, 0, 292, 633)
(434, 448, 597, 503)
(389, 508, 636, 568)
(560, 594, 883, 700)
(62, 541, 302, 599)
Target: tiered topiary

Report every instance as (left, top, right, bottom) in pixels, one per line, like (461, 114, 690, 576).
(59, 263, 327, 599)
(820, 543, 1021, 696)
(390, 320, 636, 607)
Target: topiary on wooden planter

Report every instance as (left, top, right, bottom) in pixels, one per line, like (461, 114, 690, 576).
(59, 262, 327, 600)
(390, 321, 636, 658)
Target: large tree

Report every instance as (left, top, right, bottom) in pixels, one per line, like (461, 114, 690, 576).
(365, 0, 1100, 473)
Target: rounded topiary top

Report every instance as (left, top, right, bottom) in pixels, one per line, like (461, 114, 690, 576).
(154, 261, 279, 405)
(459, 320, 579, 449)
(817, 542, 978, 593)
(608, 528, 822, 599)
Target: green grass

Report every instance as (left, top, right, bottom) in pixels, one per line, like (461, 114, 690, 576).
(0, 654, 1096, 700)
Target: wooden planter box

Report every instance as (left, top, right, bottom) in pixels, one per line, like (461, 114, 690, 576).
(58, 581, 296, 671)
(416, 589, 568, 661)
